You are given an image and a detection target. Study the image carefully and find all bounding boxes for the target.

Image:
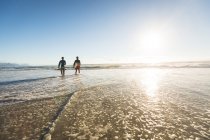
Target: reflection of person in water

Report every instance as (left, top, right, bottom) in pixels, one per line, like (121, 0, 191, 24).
(58, 57, 66, 76)
(73, 56, 81, 74)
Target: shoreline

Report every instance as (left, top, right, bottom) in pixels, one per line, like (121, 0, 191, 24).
(0, 69, 210, 139)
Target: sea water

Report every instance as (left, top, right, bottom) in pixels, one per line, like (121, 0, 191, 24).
(0, 64, 210, 139)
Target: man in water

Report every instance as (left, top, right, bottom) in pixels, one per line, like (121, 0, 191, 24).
(73, 56, 81, 74)
(58, 57, 66, 76)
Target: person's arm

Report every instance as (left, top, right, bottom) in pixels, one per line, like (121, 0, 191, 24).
(64, 60, 66, 66)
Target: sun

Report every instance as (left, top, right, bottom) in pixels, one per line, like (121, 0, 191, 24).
(141, 30, 164, 53)
(142, 30, 162, 47)
(137, 29, 166, 63)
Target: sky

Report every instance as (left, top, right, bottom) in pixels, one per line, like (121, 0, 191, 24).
(0, 0, 210, 65)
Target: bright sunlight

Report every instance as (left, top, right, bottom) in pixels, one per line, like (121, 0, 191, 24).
(137, 28, 167, 63)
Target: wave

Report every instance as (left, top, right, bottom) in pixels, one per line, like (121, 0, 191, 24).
(0, 76, 58, 86)
(1, 61, 210, 71)
(81, 62, 210, 69)
(0, 66, 56, 71)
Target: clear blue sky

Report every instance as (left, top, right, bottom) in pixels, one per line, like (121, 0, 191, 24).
(0, 0, 210, 65)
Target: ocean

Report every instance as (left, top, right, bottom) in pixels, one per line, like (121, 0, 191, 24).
(0, 62, 210, 139)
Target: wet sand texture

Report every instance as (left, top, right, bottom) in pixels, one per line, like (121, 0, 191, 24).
(0, 96, 69, 140)
(52, 84, 210, 140)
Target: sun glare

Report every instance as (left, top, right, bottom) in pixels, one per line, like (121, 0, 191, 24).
(141, 69, 162, 97)
(141, 30, 163, 49)
(136, 29, 167, 64)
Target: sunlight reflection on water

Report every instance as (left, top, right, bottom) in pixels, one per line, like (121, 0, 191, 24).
(140, 69, 164, 97)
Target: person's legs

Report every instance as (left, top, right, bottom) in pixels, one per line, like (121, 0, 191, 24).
(75, 66, 80, 74)
(62, 68, 65, 76)
(61, 67, 65, 76)
(75, 68, 77, 74)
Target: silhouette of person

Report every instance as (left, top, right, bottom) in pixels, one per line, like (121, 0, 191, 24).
(58, 57, 66, 76)
(73, 56, 81, 74)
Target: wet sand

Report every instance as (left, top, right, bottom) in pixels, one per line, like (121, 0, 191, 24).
(0, 95, 70, 140)
(1, 84, 210, 140)
(51, 83, 210, 140)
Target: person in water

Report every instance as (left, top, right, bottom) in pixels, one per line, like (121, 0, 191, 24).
(58, 57, 66, 76)
(73, 56, 81, 74)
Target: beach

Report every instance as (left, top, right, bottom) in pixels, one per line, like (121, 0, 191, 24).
(0, 67, 210, 140)
(2, 0, 210, 139)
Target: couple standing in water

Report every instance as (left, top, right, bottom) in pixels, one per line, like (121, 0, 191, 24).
(58, 56, 81, 76)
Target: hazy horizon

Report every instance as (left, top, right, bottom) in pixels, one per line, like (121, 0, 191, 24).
(1, 0, 210, 65)
(1, 60, 210, 68)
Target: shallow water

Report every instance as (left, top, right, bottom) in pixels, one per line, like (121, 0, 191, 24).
(0, 68, 210, 139)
